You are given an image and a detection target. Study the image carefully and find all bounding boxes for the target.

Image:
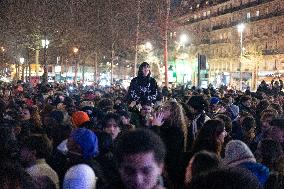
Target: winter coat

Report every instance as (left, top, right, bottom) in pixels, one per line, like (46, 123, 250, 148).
(151, 123, 186, 189)
(187, 112, 210, 151)
(239, 162, 270, 187)
(126, 76, 161, 104)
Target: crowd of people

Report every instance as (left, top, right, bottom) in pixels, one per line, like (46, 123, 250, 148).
(0, 62, 284, 189)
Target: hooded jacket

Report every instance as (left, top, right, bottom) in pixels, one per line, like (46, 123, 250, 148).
(240, 162, 270, 186)
(126, 62, 161, 104)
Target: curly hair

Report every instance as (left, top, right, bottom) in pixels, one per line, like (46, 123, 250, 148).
(163, 100, 189, 151)
(29, 106, 42, 128)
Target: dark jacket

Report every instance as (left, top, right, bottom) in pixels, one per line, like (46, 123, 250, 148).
(126, 76, 161, 104)
(151, 124, 185, 189)
(271, 79, 283, 95)
(240, 162, 270, 187)
(187, 112, 210, 151)
(239, 103, 255, 117)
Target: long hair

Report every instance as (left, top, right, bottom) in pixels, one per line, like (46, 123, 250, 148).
(164, 99, 189, 151)
(29, 106, 42, 128)
(192, 119, 225, 156)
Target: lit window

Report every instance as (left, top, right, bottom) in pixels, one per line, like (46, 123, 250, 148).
(197, 4, 200, 8)
(247, 12, 251, 19)
(203, 12, 207, 17)
(256, 10, 260, 17)
(194, 14, 197, 19)
(207, 11, 211, 16)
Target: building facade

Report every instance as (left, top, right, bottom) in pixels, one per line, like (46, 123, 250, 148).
(175, 0, 284, 89)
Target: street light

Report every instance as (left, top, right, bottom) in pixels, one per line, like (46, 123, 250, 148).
(145, 42, 152, 50)
(41, 38, 50, 83)
(179, 33, 189, 46)
(41, 39, 50, 48)
(73, 47, 79, 54)
(73, 47, 79, 84)
(20, 57, 24, 64)
(237, 23, 245, 91)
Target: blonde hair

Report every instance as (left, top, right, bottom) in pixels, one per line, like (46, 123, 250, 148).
(30, 106, 42, 128)
(164, 100, 189, 151)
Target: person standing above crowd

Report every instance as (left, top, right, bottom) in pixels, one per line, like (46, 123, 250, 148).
(126, 62, 161, 105)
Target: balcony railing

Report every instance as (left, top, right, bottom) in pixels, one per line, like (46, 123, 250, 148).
(262, 49, 284, 55)
(183, 0, 274, 25)
(211, 10, 284, 31)
(210, 39, 230, 44)
(201, 39, 210, 44)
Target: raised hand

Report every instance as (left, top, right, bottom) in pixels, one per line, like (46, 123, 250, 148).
(152, 112, 165, 126)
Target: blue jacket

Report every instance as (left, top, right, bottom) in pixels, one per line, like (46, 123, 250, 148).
(239, 162, 270, 186)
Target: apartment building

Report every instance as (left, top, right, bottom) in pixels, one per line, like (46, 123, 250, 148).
(174, 0, 284, 89)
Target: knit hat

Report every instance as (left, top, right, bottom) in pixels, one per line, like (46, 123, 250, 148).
(222, 140, 256, 167)
(187, 95, 207, 111)
(70, 128, 99, 159)
(210, 97, 219, 105)
(72, 111, 90, 127)
(63, 164, 97, 189)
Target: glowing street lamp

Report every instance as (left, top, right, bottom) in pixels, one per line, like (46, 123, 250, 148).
(145, 42, 152, 50)
(73, 47, 79, 54)
(179, 33, 189, 46)
(20, 57, 25, 64)
(237, 23, 245, 34)
(41, 39, 50, 49)
(237, 23, 245, 90)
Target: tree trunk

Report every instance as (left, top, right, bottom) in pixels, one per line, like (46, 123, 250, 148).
(35, 46, 39, 77)
(134, 0, 141, 77)
(74, 59, 78, 84)
(82, 60, 85, 83)
(94, 52, 98, 82)
(21, 63, 25, 81)
(163, 0, 170, 87)
(111, 43, 115, 84)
